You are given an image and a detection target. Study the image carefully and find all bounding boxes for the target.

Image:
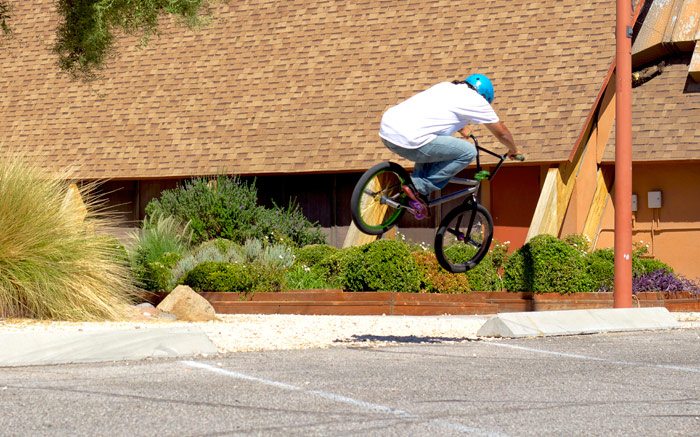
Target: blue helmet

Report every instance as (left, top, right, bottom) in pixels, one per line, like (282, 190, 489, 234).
(465, 73, 495, 104)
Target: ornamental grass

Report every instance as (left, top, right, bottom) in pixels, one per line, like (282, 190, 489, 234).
(0, 156, 137, 320)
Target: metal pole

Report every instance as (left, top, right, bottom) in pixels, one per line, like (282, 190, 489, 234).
(614, 0, 633, 308)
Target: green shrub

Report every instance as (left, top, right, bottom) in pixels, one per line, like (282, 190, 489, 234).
(503, 247, 533, 292)
(294, 244, 339, 268)
(489, 240, 511, 272)
(200, 238, 239, 255)
(583, 247, 672, 292)
(141, 252, 183, 292)
(0, 158, 136, 320)
(563, 233, 591, 253)
(343, 240, 421, 292)
(315, 246, 361, 289)
(169, 238, 243, 289)
(247, 262, 287, 292)
(634, 257, 673, 277)
(129, 214, 192, 292)
(285, 265, 334, 290)
(412, 251, 470, 293)
(586, 248, 615, 291)
(256, 202, 327, 247)
(145, 176, 261, 245)
(503, 234, 594, 293)
(467, 254, 504, 291)
(242, 239, 295, 269)
(182, 262, 254, 293)
(629, 242, 674, 277)
(145, 176, 326, 247)
(442, 244, 503, 291)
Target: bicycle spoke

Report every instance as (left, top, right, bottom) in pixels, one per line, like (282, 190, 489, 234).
(435, 204, 493, 273)
(351, 163, 411, 236)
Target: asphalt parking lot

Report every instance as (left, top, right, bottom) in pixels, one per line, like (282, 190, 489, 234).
(2, 328, 699, 436)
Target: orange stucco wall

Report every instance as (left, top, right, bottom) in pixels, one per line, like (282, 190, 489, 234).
(597, 162, 700, 280)
(490, 166, 541, 250)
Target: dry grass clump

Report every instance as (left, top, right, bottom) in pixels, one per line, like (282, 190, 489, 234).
(0, 156, 136, 320)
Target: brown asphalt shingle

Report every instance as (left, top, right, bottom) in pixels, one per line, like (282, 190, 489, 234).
(1, 0, 616, 179)
(604, 60, 700, 162)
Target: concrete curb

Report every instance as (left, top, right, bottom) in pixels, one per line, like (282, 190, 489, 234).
(477, 307, 681, 338)
(0, 327, 218, 367)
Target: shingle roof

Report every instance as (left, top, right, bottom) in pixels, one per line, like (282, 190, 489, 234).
(1, 0, 616, 179)
(603, 59, 700, 162)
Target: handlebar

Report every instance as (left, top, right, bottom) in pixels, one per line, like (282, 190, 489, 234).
(468, 133, 525, 162)
(468, 133, 525, 181)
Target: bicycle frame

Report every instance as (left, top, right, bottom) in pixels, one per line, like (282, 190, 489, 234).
(425, 134, 509, 209)
(377, 135, 510, 212)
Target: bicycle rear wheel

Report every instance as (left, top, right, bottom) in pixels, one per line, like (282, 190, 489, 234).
(434, 203, 494, 273)
(351, 162, 410, 235)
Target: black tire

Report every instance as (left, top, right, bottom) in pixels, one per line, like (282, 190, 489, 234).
(351, 162, 410, 235)
(434, 203, 494, 273)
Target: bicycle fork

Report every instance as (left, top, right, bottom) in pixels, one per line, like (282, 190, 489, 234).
(453, 197, 480, 244)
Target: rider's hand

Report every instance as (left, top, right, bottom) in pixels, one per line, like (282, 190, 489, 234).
(507, 150, 525, 161)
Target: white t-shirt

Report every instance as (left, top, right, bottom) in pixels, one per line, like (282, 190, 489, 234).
(379, 82, 499, 149)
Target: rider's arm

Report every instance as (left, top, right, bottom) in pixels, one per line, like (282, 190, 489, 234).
(484, 121, 521, 158)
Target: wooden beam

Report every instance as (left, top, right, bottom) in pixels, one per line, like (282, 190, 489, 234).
(343, 221, 381, 247)
(582, 169, 612, 246)
(526, 167, 559, 241)
(342, 174, 397, 247)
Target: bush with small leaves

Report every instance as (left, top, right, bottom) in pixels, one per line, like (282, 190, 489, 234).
(256, 202, 327, 248)
(412, 251, 470, 293)
(634, 257, 673, 277)
(293, 244, 339, 268)
(563, 234, 591, 253)
(315, 247, 362, 289)
(442, 244, 503, 291)
(169, 239, 243, 290)
(145, 176, 260, 245)
(285, 265, 335, 290)
(182, 262, 254, 293)
(343, 240, 421, 292)
(586, 248, 615, 292)
(503, 247, 533, 292)
(503, 234, 594, 293)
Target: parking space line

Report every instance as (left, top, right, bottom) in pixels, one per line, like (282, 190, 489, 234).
(181, 360, 507, 436)
(486, 342, 700, 373)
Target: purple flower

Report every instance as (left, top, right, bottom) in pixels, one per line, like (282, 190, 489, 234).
(632, 269, 700, 294)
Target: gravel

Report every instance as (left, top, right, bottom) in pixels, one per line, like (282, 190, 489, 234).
(2, 312, 698, 354)
(0, 314, 490, 353)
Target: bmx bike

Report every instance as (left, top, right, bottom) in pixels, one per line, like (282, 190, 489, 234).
(350, 134, 524, 273)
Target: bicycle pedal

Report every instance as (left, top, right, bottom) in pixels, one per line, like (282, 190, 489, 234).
(408, 200, 429, 220)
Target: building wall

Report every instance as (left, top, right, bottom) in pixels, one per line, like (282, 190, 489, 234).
(597, 162, 700, 280)
(489, 166, 541, 250)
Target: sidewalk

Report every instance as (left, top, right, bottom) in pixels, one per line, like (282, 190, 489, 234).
(1, 312, 698, 367)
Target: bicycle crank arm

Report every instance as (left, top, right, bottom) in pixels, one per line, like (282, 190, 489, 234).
(380, 196, 403, 209)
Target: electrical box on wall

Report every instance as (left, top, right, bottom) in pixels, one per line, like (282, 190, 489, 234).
(631, 193, 638, 212)
(648, 191, 662, 209)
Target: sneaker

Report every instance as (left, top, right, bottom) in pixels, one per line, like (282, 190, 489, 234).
(402, 185, 429, 219)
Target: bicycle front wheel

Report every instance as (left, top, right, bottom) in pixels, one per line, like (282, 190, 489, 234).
(351, 162, 410, 235)
(434, 203, 494, 273)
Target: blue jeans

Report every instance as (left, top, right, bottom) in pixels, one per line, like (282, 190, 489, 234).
(382, 136, 477, 195)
